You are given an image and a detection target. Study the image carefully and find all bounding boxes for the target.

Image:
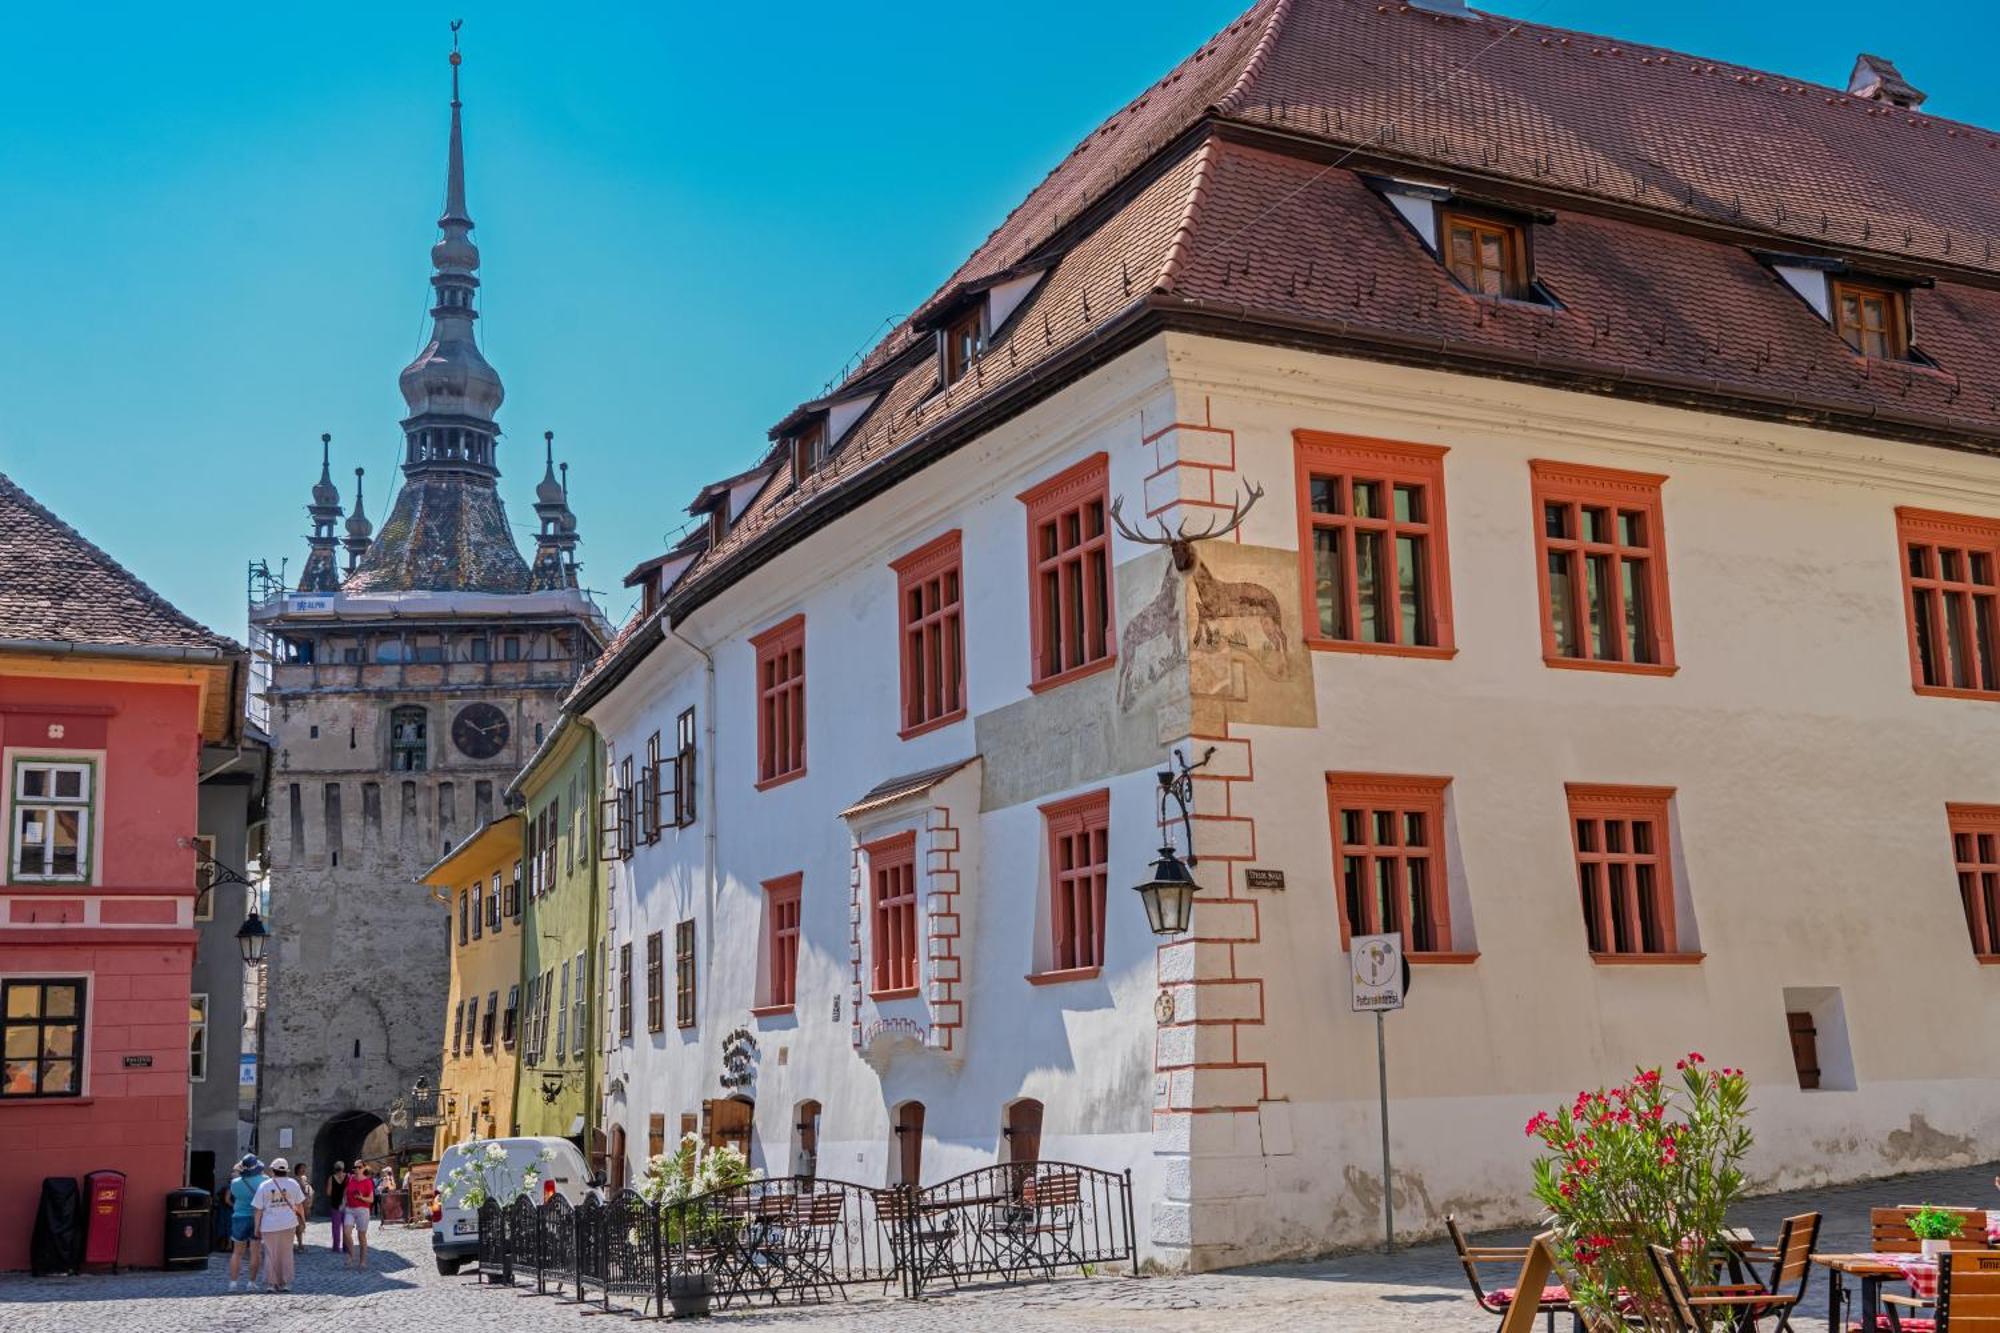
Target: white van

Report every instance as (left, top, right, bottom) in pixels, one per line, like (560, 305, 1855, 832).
(429, 1136, 593, 1275)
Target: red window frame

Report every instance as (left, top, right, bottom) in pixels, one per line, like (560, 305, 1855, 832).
(1947, 804, 2000, 962)
(756, 873, 803, 1012)
(1531, 461, 1677, 675)
(1897, 508, 2000, 699)
(751, 614, 806, 787)
(1293, 431, 1455, 658)
(891, 531, 966, 738)
(866, 832, 919, 999)
(1037, 790, 1110, 978)
(1566, 784, 1692, 962)
(1019, 453, 1116, 690)
(1325, 774, 1463, 959)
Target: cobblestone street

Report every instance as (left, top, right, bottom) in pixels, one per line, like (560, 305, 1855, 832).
(4, 1162, 1996, 1331)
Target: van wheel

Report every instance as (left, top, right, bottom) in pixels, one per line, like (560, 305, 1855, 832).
(436, 1256, 466, 1277)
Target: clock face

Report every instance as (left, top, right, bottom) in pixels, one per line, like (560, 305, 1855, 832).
(451, 702, 510, 760)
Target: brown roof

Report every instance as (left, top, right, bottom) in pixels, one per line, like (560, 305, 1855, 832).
(0, 471, 242, 658)
(583, 0, 2000, 688)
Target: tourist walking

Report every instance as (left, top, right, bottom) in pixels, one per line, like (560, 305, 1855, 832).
(342, 1161, 375, 1270)
(226, 1155, 268, 1291)
(252, 1158, 307, 1292)
(323, 1162, 349, 1253)
(293, 1171, 312, 1253)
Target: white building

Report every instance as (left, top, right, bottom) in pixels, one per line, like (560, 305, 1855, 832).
(578, 1, 2000, 1270)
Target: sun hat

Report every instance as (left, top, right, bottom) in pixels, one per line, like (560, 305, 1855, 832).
(238, 1154, 263, 1173)
(270, 1157, 290, 1174)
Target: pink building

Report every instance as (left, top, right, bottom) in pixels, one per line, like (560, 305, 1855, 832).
(0, 473, 245, 1270)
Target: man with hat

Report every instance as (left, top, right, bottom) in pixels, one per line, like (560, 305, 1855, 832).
(225, 1154, 268, 1291)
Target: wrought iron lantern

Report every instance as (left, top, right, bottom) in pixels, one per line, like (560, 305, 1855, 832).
(1133, 746, 1215, 937)
(236, 909, 270, 964)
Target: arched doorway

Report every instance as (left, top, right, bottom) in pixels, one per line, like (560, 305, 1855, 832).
(890, 1101, 925, 1187)
(791, 1100, 821, 1181)
(1002, 1098, 1043, 1165)
(312, 1110, 387, 1217)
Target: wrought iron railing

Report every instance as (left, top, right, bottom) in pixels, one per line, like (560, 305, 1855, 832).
(468, 1164, 1136, 1312)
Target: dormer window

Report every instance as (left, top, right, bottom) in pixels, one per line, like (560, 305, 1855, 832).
(943, 306, 985, 386)
(789, 421, 826, 485)
(1441, 210, 1527, 300)
(707, 506, 727, 549)
(1831, 279, 1908, 360)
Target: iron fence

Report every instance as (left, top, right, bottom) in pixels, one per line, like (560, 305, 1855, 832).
(467, 1164, 1136, 1314)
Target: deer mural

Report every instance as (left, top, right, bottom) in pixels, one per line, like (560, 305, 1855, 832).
(1110, 482, 1288, 657)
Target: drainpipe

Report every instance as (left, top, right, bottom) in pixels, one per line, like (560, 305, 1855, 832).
(668, 626, 719, 1008)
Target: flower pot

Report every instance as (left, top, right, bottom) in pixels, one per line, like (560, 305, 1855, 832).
(667, 1273, 712, 1318)
(1921, 1239, 1950, 1260)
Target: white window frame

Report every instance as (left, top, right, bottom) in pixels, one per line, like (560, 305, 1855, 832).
(571, 948, 587, 1053)
(189, 992, 209, 1082)
(8, 756, 99, 885)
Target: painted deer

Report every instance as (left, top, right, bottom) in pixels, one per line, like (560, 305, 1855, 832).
(1110, 482, 1285, 654)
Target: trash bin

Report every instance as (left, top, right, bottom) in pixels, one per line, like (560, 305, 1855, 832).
(164, 1188, 211, 1271)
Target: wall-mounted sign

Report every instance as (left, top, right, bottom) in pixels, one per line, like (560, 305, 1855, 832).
(122, 1055, 153, 1069)
(719, 1027, 758, 1091)
(287, 595, 336, 616)
(238, 1053, 258, 1086)
(1244, 868, 1286, 890)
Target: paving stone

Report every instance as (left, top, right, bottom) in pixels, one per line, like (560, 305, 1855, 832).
(4, 1162, 1995, 1330)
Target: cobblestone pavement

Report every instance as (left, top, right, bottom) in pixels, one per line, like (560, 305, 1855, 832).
(4, 1163, 1996, 1331)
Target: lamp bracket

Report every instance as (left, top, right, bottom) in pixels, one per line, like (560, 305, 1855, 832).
(1156, 745, 1216, 866)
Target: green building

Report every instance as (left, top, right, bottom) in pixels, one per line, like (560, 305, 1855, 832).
(508, 713, 604, 1159)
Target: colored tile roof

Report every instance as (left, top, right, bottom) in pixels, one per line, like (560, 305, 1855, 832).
(584, 0, 2000, 695)
(343, 475, 535, 594)
(0, 471, 242, 657)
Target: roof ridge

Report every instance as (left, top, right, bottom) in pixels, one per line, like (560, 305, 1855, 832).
(1213, 0, 1295, 117)
(1155, 136, 1221, 293)
(0, 470, 239, 652)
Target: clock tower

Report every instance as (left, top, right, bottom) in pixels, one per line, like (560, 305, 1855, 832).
(249, 30, 607, 1181)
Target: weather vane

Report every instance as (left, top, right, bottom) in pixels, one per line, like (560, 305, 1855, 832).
(449, 20, 463, 102)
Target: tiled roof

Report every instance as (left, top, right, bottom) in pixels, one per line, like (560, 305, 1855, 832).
(592, 0, 2000, 680)
(343, 475, 534, 594)
(0, 471, 242, 657)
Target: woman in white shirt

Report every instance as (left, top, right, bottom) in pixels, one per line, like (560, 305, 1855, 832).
(252, 1158, 308, 1292)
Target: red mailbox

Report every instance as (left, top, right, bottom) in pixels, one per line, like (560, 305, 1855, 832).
(82, 1169, 127, 1272)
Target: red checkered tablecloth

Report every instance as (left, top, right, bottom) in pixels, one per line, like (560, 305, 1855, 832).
(1888, 1257, 1939, 1301)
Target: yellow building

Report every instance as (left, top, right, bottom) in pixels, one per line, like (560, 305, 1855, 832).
(423, 815, 523, 1154)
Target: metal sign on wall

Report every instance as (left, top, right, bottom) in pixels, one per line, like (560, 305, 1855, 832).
(1350, 933, 1407, 1012)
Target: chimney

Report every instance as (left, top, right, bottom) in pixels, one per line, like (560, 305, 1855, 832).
(1847, 53, 1926, 109)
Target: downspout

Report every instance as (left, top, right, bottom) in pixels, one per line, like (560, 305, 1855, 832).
(669, 625, 720, 1008)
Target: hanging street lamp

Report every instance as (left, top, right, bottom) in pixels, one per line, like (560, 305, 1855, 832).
(236, 909, 270, 964)
(1134, 746, 1215, 937)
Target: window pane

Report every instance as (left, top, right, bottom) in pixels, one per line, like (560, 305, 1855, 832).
(1636, 864, 1663, 953)
(1356, 532, 1385, 642)
(1403, 812, 1427, 848)
(1631, 820, 1654, 856)
(1909, 543, 1932, 579)
(1605, 820, 1626, 854)
(1979, 596, 1999, 693)
(1372, 810, 1396, 846)
(1352, 481, 1382, 520)
(19, 768, 49, 799)
(1585, 554, 1614, 659)
(1407, 859, 1435, 952)
(3, 1027, 34, 1059)
(1942, 549, 1964, 582)
(1313, 529, 1348, 640)
(1621, 558, 1653, 664)
(1945, 589, 1973, 688)
(1608, 863, 1632, 953)
(1373, 858, 1398, 932)
(1579, 863, 1603, 952)
(1914, 588, 1942, 686)
(43, 1025, 74, 1057)
(1582, 507, 1609, 544)
(1393, 484, 1423, 524)
(1397, 534, 1430, 647)
(53, 769, 83, 800)
(1575, 819, 1597, 853)
(1342, 856, 1365, 934)
(1547, 552, 1579, 657)
(1342, 810, 1364, 844)
(1975, 553, 1995, 586)
(41, 1058, 75, 1095)
(1544, 502, 1570, 541)
(1617, 510, 1647, 548)
(4, 1061, 34, 1094)
(1309, 476, 1341, 515)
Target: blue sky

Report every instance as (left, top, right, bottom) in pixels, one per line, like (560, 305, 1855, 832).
(1, 1, 1989, 638)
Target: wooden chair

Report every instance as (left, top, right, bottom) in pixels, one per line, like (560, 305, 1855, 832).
(1689, 1212, 1820, 1331)
(1494, 1231, 1574, 1333)
(1650, 1242, 1808, 1332)
(1882, 1250, 2000, 1331)
(1873, 1208, 1989, 1254)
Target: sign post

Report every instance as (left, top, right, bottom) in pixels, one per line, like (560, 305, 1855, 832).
(1350, 933, 1407, 1253)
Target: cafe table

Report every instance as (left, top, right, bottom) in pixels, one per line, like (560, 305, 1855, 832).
(1810, 1253, 1936, 1333)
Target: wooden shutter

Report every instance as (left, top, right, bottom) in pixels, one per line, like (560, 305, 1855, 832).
(599, 796, 621, 862)
(1787, 1012, 1821, 1090)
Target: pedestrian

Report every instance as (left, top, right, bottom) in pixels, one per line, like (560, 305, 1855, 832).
(252, 1157, 307, 1292)
(293, 1169, 313, 1254)
(324, 1161, 349, 1252)
(226, 1155, 268, 1291)
(342, 1160, 376, 1269)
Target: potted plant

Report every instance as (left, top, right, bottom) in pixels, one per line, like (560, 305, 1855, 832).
(1909, 1205, 1963, 1259)
(637, 1134, 760, 1319)
(1526, 1054, 1753, 1333)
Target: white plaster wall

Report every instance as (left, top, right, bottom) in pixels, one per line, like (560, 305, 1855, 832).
(588, 342, 1182, 1231)
(1162, 330, 2000, 1257)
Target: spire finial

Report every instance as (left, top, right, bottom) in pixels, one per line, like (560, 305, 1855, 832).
(544, 430, 555, 467)
(560, 461, 569, 498)
(450, 19, 463, 107)
(319, 432, 332, 476)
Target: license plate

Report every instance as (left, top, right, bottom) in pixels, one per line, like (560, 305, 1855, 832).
(453, 1219, 477, 1236)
